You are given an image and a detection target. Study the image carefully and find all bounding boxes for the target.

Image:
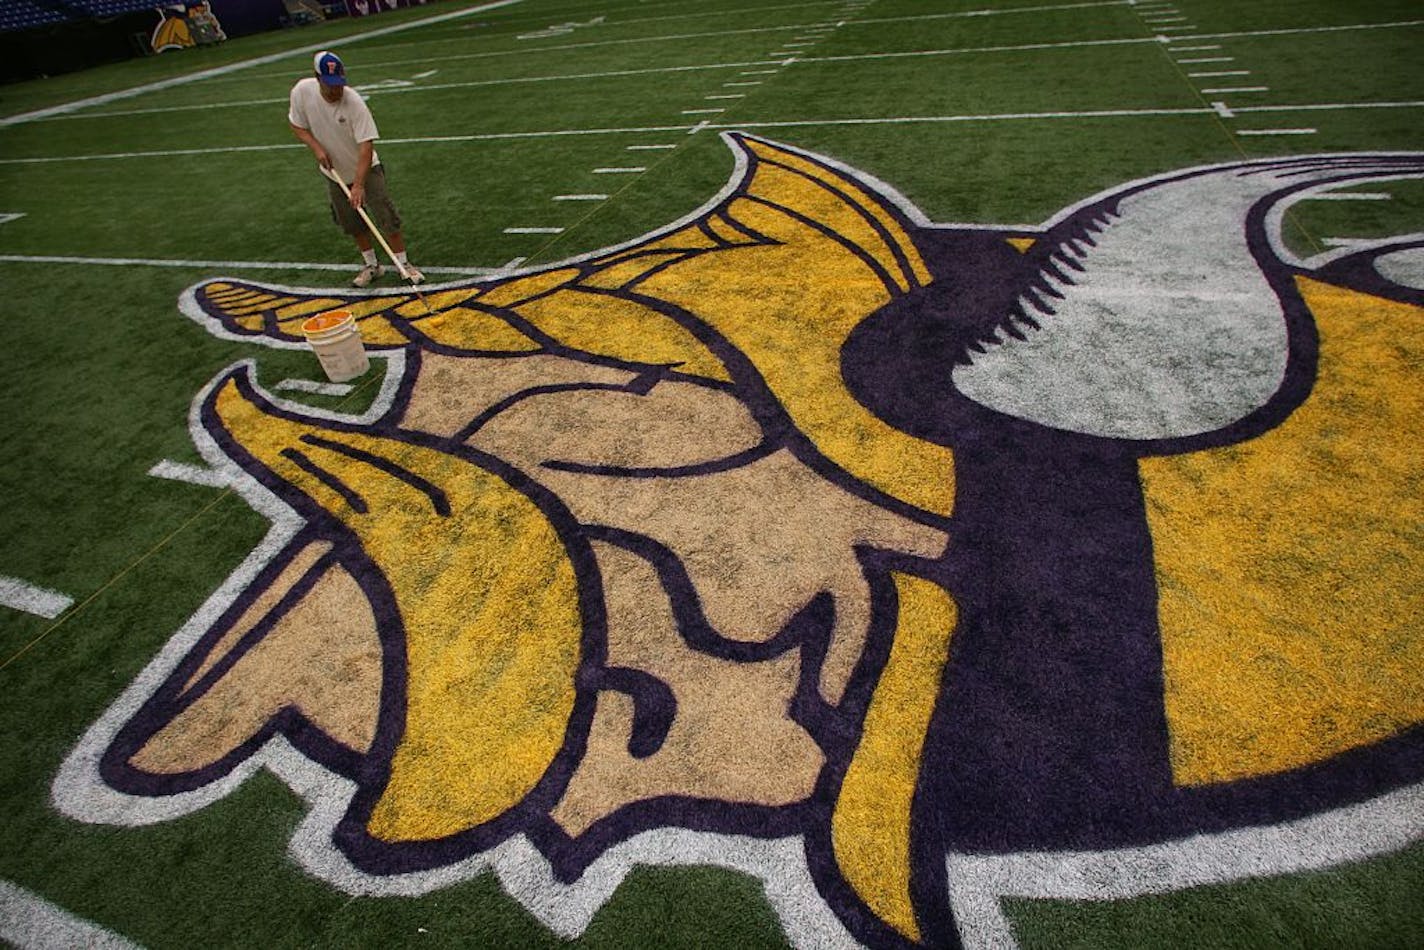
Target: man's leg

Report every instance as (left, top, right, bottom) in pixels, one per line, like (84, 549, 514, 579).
(364, 168, 423, 283)
(350, 231, 382, 287)
(329, 177, 382, 286)
(382, 232, 421, 281)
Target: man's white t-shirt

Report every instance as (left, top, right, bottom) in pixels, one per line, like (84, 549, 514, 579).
(288, 77, 381, 185)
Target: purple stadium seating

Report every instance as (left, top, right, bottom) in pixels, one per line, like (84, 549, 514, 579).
(0, 0, 71, 33)
(71, 1, 169, 17)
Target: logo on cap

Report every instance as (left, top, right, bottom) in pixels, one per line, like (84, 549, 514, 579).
(313, 51, 346, 86)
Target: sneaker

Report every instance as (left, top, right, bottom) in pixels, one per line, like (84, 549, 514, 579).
(352, 263, 383, 288)
(403, 263, 425, 284)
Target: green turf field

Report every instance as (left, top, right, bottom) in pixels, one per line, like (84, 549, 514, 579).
(2, 1, 1422, 947)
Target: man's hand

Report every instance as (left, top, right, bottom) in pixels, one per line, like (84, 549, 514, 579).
(349, 181, 366, 209)
(290, 124, 332, 169)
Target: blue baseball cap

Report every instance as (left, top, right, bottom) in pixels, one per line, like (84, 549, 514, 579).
(314, 51, 346, 86)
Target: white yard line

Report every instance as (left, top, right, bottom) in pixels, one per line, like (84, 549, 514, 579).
(386, 124, 691, 145)
(263, 1, 1145, 76)
(799, 18, 1424, 65)
(342, 23, 848, 72)
(67, 20, 803, 89)
(1200, 86, 1269, 93)
(197, 13, 1424, 87)
(0, 577, 73, 620)
(0, 213, 26, 225)
(831, 0, 1122, 19)
(7, 101, 1421, 168)
(1186, 18, 1424, 41)
(796, 35, 1157, 62)
(578, 0, 841, 31)
(708, 100, 1423, 128)
(0, 254, 487, 273)
(552, 194, 610, 200)
(1189, 70, 1251, 77)
(592, 166, 647, 172)
(705, 94, 746, 99)
(49, 60, 794, 122)
(355, 0, 841, 57)
(1211, 101, 1235, 119)
(47, 96, 306, 121)
(718, 107, 1221, 128)
(1236, 128, 1317, 135)
(1241, 100, 1419, 113)
(1169, 44, 1221, 51)
(626, 143, 678, 149)
(0, 143, 309, 164)
(681, 108, 725, 114)
(469, 0, 1412, 61)
(504, 227, 565, 234)
(357, 27, 1203, 89)
(0, 0, 524, 127)
(1177, 57, 1234, 63)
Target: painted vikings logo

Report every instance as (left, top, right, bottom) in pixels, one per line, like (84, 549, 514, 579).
(56, 135, 1424, 948)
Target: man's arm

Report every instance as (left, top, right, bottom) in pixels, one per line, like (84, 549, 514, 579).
(289, 123, 331, 170)
(348, 140, 375, 210)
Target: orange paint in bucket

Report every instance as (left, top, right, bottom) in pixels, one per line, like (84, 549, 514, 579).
(301, 309, 369, 382)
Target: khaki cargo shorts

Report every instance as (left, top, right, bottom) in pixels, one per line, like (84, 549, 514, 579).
(326, 164, 403, 237)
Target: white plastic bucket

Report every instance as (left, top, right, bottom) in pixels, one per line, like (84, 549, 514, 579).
(302, 309, 369, 382)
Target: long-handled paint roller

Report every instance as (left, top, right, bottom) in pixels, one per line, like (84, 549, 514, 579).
(320, 163, 434, 315)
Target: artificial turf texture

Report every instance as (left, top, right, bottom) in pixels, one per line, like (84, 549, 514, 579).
(2, 0, 1422, 947)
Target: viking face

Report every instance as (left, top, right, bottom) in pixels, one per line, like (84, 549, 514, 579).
(56, 135, 1424, 949)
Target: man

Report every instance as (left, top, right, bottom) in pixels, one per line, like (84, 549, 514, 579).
(289, 50, 423, 287)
